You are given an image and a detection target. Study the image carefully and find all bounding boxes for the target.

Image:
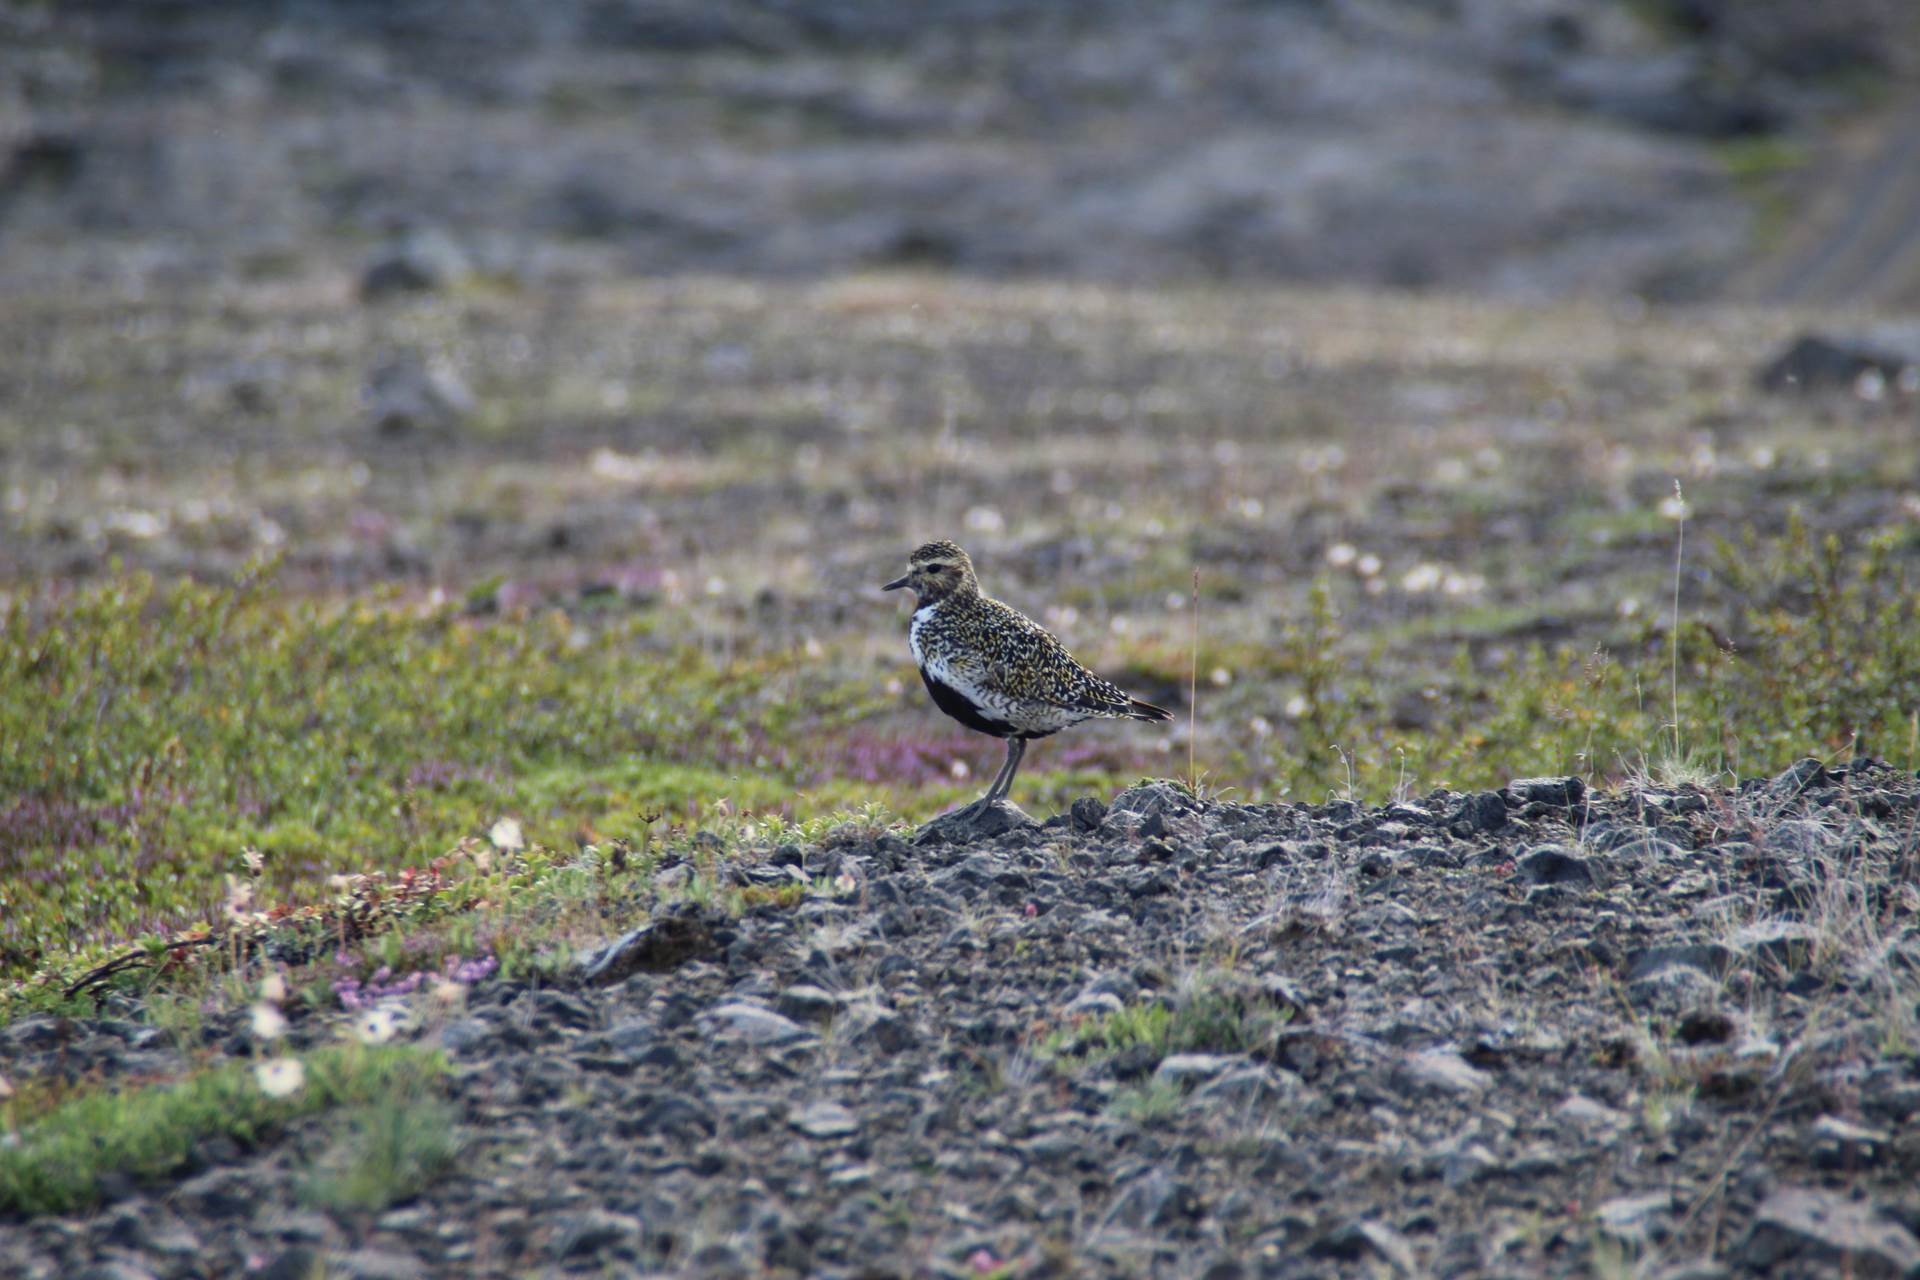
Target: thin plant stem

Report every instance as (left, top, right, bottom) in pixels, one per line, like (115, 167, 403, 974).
(1670, 479, 1686, 762)
(1188, 567, 1199, 792)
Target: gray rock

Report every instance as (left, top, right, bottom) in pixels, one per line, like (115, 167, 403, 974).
(171, 1167, 254, 1219)
(1739, 1187, 1920, 1278)
(1729, 919, 1819, 970)
(1071, 796, 1109, 832)
(839, 1002, 918, 1053)
(360, 227, 470, 300)
(776, 984, 840, 1023)
(1446, 791, 1508, 835)
(1761, 819, 1841, 860)
(1101, 1170, 1200, 1231)
(364, 356, 473, 437)
(1770, 756, 1834, 794)
(1811, 1115, 1891, 1168)
(549, 1209, 643, 1260)
(1557, 1093, 1625, 1131)
(914, 799, 1035, 844)
(1063, 990, 1126, 1018)
(789, 1100, 860, 1139)
(1757, 334, 1920, 395)
(1191, 1065, 1301, 1110)
(256, 1249, 325, 1280)
(1627, 943, 1735, 981)
(1518, 846, 1601, 887)
(1110, 780, 1202, 819)
(1595, 1191, 1674, 1243)
(1442, 1142, 1500, 1187)
(1627, 963, 1723, 1010)
(1395, 1049, 1490, 1097)
(603, 1017, 659, 1054)
(1505, 776, 1585, 807)
(332, 1250, 428, 1280)
(437, 1017, 493, 1055)
(71, 1264, 159, 1280)
(583, 914, 723, 983)
(1154, 1053, 1238, 1085)
(701, 1001, 810, 1045)
(1310, 1219, 1418, 1274)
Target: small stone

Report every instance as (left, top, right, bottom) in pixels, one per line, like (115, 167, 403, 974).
(1154, 1054, 1238, 1085)
(914, 799, 1035, 844)
(364, 356, 473, 437)
(1518, 846, 1599, 887)
(550, 1210, 643, 1260)
(603, 1018, 659, 1054)
(1192, 1066, 1301, 1109)
(173, 1167, 254, 1219)
(1446, 791, 1508, 835)
(1071, 796, 1109, 832)
(256, 1249, 325, 1280)
(1063, 990, 1125, 1018)
(71, 1265, 158, 1280)
(703, 1002, 812, 1045)
(1109, 780, 1201, 819)
(1810, 1115, 1890, 1167)
(790, 1101, 860, 1139)
(1756, 334, 1917, 395)
(1729, 919, 1818, 970)
(360, 227, 470, 300)
(841, 1003, 918, 1053)
(1740, 1187, 1920, 1278)
(1626, 943, 1734, 982)
(1769, 757, 1832, 795)
(1505, 776, 1584, 808)
(1101, 1170, 1200, 1231)
(333, 1250, 428, 1280)
(1310, 1219, 1418, 1274)
(438, 1018, 493, 1055)
(776, 984, 840, 1023)
(1557, 1093, 1624, 1130)
(584, 915, 723, 983)
(1396, 1049, 1490, 1097)
(1442, 1142, 1499, 1187)
(1595, 1192, 1674, 1243)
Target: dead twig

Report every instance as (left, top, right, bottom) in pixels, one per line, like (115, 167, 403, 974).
(63, 934, 221, 999)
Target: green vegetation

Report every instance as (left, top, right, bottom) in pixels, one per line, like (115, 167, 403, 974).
(0, 1043, 446, 1217)
(1039, 976, 1298, 1066)
(302, 1093, 463, 1214)
(0, 568, 883, 976)
(7, 512, 1917, 997)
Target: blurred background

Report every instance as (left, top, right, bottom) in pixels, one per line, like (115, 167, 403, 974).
(8, 0, 1920, 941)
(3, 0, 1918, 302)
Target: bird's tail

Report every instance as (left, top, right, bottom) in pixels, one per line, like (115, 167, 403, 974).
(1125, 698, 1174, 722)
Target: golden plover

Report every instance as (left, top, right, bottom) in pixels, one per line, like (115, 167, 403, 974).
(884, 539, 1173, 813)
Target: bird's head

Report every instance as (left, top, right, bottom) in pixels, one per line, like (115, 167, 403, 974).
(883, 539, 978, 602)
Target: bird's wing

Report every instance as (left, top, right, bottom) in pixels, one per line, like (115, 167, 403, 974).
(974, 601, 1138, 716)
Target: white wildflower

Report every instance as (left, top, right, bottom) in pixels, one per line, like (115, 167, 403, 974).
(250, 1002, 288, 1041)
(254, 1057, 305, 1098)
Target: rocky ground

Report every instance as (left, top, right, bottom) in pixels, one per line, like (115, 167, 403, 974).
(5, 764, 1917, 1278)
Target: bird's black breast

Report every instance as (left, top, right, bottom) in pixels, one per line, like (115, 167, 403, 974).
(920, 668, 1015, 738)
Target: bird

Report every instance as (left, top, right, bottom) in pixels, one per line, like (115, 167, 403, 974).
(884, 539, 1174, 815)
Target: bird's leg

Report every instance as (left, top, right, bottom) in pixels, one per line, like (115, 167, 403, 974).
(967, 739, 1019, 813)
(987, 737, 1027, 806)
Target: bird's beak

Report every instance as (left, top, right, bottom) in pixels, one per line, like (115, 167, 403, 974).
(882, 574, 912, 592)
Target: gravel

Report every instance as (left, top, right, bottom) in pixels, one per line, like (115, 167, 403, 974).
(5, 765, 1920, 1277)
